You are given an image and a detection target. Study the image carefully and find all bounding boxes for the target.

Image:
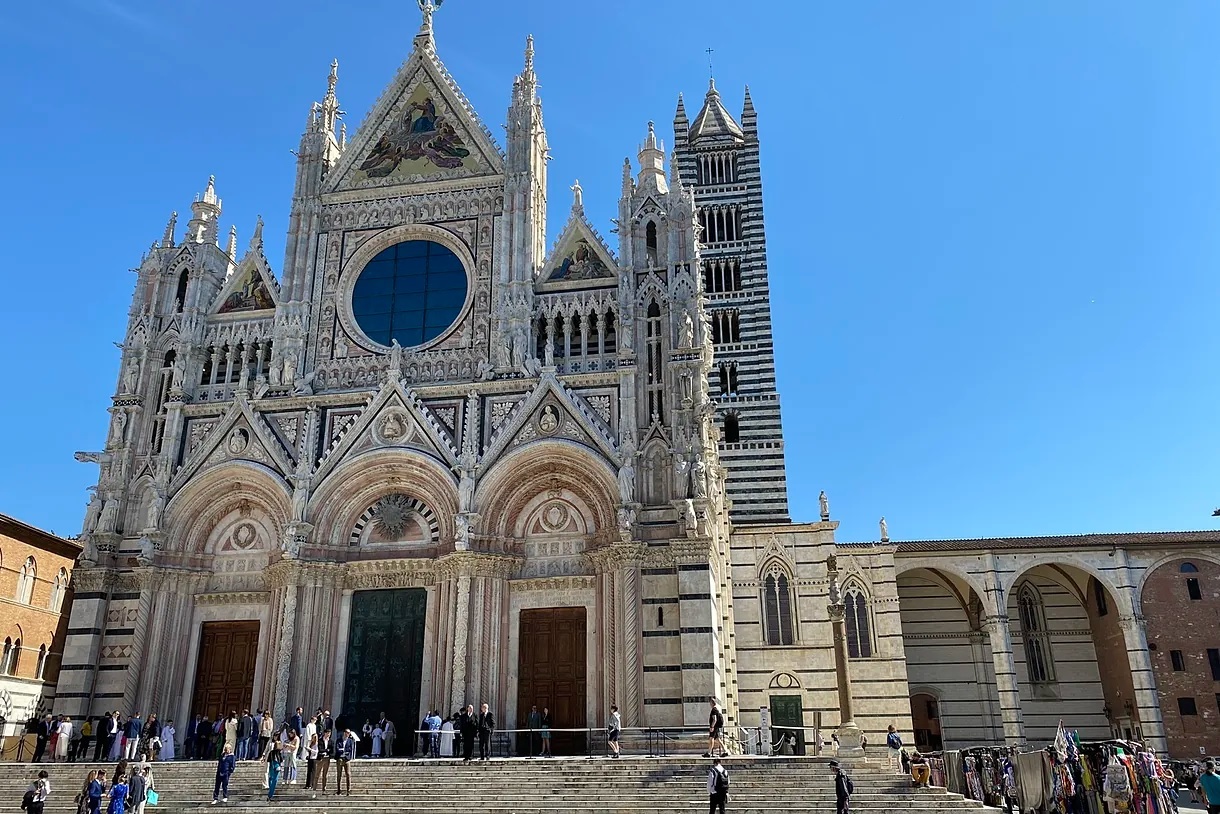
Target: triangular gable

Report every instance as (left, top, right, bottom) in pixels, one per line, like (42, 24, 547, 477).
(170, 398, 293, 495)
(211, 251, 279, 315)
(327, 48, 504, 193)
(539, 214, 618, 285)
(482, 373, 618, 466)
(312, 377, 459, 485)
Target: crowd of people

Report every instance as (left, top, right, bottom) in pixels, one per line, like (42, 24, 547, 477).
(19, 713, 177, 764)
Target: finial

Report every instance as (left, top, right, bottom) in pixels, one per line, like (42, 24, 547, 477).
(415, 0, 440, 50)
(570, 179, 583, 212)
(621, 157, 633, 193)
(162, 211, 178, 248)
(707, 77, 719, 96)
(706, 47, 715, 79)
(226, 225, 238, 259)
(249, 215, 264, 251)
(203, 175, 217, 205)
(328, 59, 338, 95)
(669, 150, 680, 187)
(645, 121, 658, 151)
(525, 34, 535, 74)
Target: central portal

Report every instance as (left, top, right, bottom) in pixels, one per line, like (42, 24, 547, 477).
(192, 620, 259, 719)
(517, 607, 587, 755)
(342, 588, 427, 755)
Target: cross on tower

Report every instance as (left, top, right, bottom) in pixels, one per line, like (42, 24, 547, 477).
(706, 47, 715, 78)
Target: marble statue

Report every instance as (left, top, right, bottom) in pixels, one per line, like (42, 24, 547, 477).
(691, 456, 708, 498)
(389, 338, 403, 378)
(137, 535, 156, 565)
(682, 499, 698, 536)
(879, 516, 889, 541)
(819, 490, 830, 521)
(97, 498, 120, 534)
(123, 358, 139, 393)
(82, 490, 103, 535)
(455, 449, 477, 513)
(681, 311, 695, 348)
(108, 411, 128, 447)
(144, 489, 165, 530)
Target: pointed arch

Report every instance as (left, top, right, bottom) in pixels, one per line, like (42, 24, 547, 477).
(843, 577, 873, 658)
(15, 556, 36, 604)
(35, 643, 47, 680)
(1015, 581, 1055, 684)
(0, 638, 11, 676)
(49, 567, 69, 613)
(760, 558, 796, 646)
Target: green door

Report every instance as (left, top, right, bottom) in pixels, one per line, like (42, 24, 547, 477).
(769, 694, 806, 756)
(342, 588, 427, 755)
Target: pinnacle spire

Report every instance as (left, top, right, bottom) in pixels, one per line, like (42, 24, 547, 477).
(200, 175, 218, 206)
(675, 93, 688, 123)
(316, 59, 341, 135)
(226, 225, 238, 259)
(249, 215, 264, 251)
(525, 34, 535, 77)
(621, 157, 633, 195)
(162, 211, 177, 248)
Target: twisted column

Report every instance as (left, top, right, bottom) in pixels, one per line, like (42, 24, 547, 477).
(450, 575, 471, 708)
(273, 578, 298, 720)
(122, 571, 156, 713)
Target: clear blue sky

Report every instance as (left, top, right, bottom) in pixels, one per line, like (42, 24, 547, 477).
(2, 1, 1218, 542)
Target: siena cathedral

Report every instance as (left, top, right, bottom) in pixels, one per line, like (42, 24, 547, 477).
(59, 5, 1217, 759)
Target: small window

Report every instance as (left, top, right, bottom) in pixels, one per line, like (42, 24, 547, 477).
(35, 645, 47, 680)
(723, 412, 740, 443)
(1093, 579, 1108, 616)
(1216, 693, 1220, 715)
(1208, 648, 1220, 681)
(1171, 650, 1186, 671)
(1180, 562, 1199, 573)
(657, 606, 664, 628)
(0, 638, 10, 676)
(1178, 697, 1198, 716)
(1187, 578, 1202, 601)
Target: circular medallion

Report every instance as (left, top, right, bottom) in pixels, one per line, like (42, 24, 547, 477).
(351, 239, 468, 348)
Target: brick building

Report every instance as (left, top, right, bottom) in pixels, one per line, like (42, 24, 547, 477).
(1141, 555, 1220, 757)
(0, 513, 80, 744)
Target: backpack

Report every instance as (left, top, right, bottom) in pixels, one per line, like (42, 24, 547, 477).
(845, 775, 855, 795)
(20, 790, 34, 811)
(887, 732, 902, 749)
(714, 769, 729, 794)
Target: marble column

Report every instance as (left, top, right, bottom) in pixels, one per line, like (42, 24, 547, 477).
(982, 614, 1027, 747)
(123, 570, 157, 714)
(450, 574, 471, 707)
(1119, 614, 1168, 754)
(615, 546, 644, 726)
(827, 555, 863, 756)
(272, 574, 299, 721)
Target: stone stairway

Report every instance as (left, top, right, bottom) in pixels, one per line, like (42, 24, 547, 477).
(1, 756, 1002, 814)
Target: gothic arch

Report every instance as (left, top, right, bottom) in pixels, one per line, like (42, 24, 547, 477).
(1003, 557, 1131, 616)
(893, 559, 990, 604)
(1136, 551, 1220, 599)
(349, 495, 439, 547)
(476, 440, 618, 540)
(309, 447, 458, 548)
(165, 461, 290, 556)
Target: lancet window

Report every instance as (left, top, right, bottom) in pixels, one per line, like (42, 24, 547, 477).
(645, 301, 665, 423)
(844, 582, 873, 658)
(703, 259, 742, 294)
(762, 564, 796, 646)
(1017, 583, 1055, 684)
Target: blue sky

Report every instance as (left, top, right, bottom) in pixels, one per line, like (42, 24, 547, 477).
(1, 1, 1218, 542)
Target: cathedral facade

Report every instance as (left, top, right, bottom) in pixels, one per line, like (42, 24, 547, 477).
(56, 9, 1210, 759)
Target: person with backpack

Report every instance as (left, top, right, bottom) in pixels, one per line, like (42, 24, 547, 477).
(707, 757, 730, 814)
(705, 699, 725, 759)
(885, 725, 902, 772)
(22, 770, 51, 814)
(831, 760, 853, 814)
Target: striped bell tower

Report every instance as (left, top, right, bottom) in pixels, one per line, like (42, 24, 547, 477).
(674, 80, 790, 524)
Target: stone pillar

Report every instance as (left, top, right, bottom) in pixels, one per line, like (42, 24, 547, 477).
(450, 574, 472, 708)
(272, 572, 299, 721)
(828, 602, 864, 757)
(122, 571, 157, 714)
(57, 568, 112, 719)
(1119, 614, 1168, 755)
(617, 549, 644, 726)
(982, 615, 1027, 747)
(968, 630, 1001, 743)
(674, 539, 722, 727)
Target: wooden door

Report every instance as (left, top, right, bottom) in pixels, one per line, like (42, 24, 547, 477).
(517, 607, 587, 755)
(191, 621, 259, 720)
(769, 694, 806, 755)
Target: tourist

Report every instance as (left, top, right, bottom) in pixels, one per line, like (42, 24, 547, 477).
(606, 704, 622, 758)
(76, 717, 92, 766)
(335, 728, 356, 795)
(23, 770, 50, 814)
(304, 721, 319, 790)
(159, 721, 176, 761)
(371, 720, 383, 758)
(222, 712, 237, 756)
(910, 751, 931, 788)
(86, 770, 106, 814)
(831, 760, 853, 814)
(124, 714, 143, 761)
(885, 725, 902, 772)
(283, 727, 300, 784)
(452, 710, 465, 759)
(107, 773, 128, 814)
(196, 715, 213, 761)
(70, 719, 85, 762)
(526, 706, 541, 757)
(234, 711, 250, 761)
(425, 710, 441, 758)
(55, 716, 73, 762)
(258, 710, 274, 759)
(1196, 761, 1220, 814)
(145, 715, 163, 761)
(383, 717, 396, 758)
(32, 714, 51, 763)
(707, 758, 729, 814)
(77, 771, 98, 814)
(315, 730, 333, 793)
(361, 719, 373, 757)
(439, 715, 455, 758)
(265, 742, 283, 802)
(211, 744, 235, 804)
(290, 707, 304, 738)
(705, 699, 724, 758)
(127, 767, 150, 814)
(540, 707, 552, 757)
(477, 703, 496, 761)
(459, 706, 477, 762)
(319, 710, 335, 737)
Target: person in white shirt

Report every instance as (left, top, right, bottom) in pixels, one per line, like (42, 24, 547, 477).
(54, 718, 73, 762)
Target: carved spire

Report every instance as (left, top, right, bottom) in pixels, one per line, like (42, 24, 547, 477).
(226, 224, 238, 259)
(316, 59, 341, 136)
(249, 215, 264, 252)
(523, 34, 536, 85)
(162, 211, 177, 248)
(201, 174, 218, 206)
(621, 157, 633, 195)
(186, 176, 222, 243)
(636, 122, 667, 192)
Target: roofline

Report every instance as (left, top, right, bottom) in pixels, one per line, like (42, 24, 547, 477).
(881, 529, 1220, 554)
(0, 513, 84, 560)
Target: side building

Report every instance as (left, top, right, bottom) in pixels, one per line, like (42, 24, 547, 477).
(0, 513, 79, 752)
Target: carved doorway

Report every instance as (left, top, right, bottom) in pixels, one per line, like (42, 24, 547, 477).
(517, 607, 587, 755)
(341, 588, 427, 756)
(191, 621, 259, 720)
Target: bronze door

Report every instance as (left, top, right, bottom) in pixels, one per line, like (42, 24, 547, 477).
(517, 607, 587, 754)
(191, 621, 260, 720)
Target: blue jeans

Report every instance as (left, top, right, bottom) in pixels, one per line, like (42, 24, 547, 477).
(212, 774, 229, 801)
(267, 766, 280, 799)
(236, 739, 248, 761)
